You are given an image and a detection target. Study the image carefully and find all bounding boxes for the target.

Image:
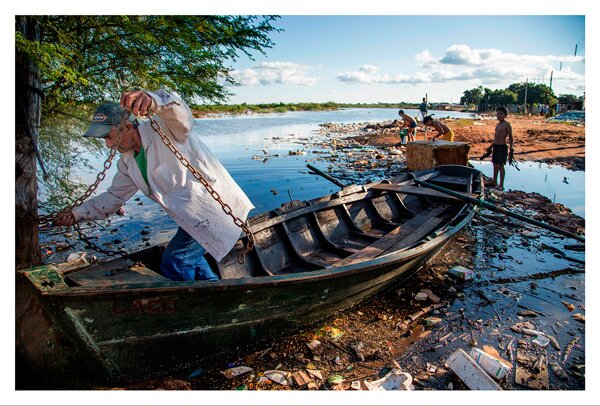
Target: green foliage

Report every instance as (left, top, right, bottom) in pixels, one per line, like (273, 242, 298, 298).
(460, 86, 484, 105)
(16, 15, 280, 210)
(191, 102, 341, 115)
(484, 88, 518, 105)
(462, 82, 558, 108)
(507, 82, 557, 105)
(558, 94, 580, 103)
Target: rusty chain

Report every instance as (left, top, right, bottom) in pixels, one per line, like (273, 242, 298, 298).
(147, 114, 255, 260)
(38, 115, 128, 257)
(38, 109, 255, 261)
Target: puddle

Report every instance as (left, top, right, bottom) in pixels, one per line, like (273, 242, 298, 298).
(470, 161, 585, 218)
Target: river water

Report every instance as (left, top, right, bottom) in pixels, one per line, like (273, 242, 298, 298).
(40, 108, 585, 258)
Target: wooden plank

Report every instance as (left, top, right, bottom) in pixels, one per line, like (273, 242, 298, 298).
(280, 222, 335, 269)
(309, 213, 358, 255)
(66, 258, 169, 287)
(466, 173, 473, 194)
(370, 184, 478, 200)
(249, 190, 370, 233)
(381, 215, 445, 255)
(330, 206, 446, 268)
(430, 174, 469, 185)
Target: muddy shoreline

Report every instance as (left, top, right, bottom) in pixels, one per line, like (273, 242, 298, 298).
(345, 115, 585, 171)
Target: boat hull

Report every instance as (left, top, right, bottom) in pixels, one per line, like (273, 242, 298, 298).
(18, 165, 481, 381)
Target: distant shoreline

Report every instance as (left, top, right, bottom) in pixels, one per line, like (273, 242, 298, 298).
(191, 102, 474, 117)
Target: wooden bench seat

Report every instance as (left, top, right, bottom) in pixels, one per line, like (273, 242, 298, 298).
(330, 206, 446, 268)
(370, 184, 478, 201)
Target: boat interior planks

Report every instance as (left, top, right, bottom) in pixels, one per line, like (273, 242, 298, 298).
(329, 205, 447, 268)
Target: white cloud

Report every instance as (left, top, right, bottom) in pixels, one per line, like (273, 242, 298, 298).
(337, 44, 584, 88)
(415, 50, 438, 68)
(437, 44, 584, 67)
(564, 83, 585, 92)
(440, 44, 485, 65)
(359, 64, 379, 74)
(337, 68, 413, 84)
(230, 61, 318, 86)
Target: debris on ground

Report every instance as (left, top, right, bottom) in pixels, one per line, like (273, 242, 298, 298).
(363, 368, 414, 391)
(446, 349, 502, 390)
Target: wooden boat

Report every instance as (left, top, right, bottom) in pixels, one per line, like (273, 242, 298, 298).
(18, 164, 483, 381)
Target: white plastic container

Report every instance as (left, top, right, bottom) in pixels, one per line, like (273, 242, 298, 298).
(469, 348, 510, 380)
(448, 266, 475, 281)
(446, 349, 502, 390)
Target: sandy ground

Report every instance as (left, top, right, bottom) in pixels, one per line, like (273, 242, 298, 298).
(352, 115, 585, 171)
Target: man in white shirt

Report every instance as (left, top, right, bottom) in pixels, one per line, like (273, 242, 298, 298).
(54, 89, 255, 281)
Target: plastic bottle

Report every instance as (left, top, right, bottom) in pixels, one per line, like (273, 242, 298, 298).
(469, 348, 510, 380)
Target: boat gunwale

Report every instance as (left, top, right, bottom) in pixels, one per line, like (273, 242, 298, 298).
(36, 202, 478, 299)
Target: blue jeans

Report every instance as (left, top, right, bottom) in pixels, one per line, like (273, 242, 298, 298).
(160, 227, 219, 281)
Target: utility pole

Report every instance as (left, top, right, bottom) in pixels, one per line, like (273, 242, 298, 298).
(424, 93, 428, 141)
(523, 78, 528, 115)
(549, 70, 553, 92)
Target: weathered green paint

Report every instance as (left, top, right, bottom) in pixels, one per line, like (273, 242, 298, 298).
(20, 266, 69, 291)
(18, 165, 483, 382)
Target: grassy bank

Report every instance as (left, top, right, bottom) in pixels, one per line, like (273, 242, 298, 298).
(190, 102, 426, 116)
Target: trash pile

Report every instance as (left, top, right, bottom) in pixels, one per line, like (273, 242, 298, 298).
(547, 111, 585, 123)
(177, 187, 584, 391)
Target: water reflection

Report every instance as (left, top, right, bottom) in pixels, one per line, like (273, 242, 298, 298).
(55, 108, 583, 219)
(469, 161, 585, 218)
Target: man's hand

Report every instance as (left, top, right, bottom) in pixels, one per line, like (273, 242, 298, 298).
(53, 211, 76, 227)
(120, 90, 155, 117)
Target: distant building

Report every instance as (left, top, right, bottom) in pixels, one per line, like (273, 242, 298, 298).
(555, 101, 584, 113)
(434, 103, 462, 111)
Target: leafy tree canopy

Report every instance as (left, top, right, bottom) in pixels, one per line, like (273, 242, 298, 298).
(459, 86, 484, 105)
(16, 15, 280, 211)
(558, 94, 581, 103)
(507, 82, 557, 105)
(461, 82, 558, 107)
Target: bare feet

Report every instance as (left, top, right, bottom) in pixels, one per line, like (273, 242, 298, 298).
(485, 180, 497, 188)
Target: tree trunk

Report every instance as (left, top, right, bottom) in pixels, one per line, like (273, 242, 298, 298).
(16, 16, 42, 269)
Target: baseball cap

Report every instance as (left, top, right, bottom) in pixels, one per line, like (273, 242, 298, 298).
(84, 103, 134, 138)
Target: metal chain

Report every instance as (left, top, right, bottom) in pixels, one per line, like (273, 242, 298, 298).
(38, 116, 127, 257)
(37, 146, 119, 225)
(147, 115, 255, 259)
(73, 220, 128, 257)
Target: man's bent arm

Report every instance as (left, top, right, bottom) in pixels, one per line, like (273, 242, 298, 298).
(145, 89, 194, 143)
(72, 158, 139, 221)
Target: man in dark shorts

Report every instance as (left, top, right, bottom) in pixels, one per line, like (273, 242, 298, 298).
(398, 110, 417, 142)
(484, 106, 514, 191)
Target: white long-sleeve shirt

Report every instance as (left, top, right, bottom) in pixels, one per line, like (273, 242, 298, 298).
(73, 89, 255, 261)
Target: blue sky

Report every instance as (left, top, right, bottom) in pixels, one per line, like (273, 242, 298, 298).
(225, 16, 585, 104)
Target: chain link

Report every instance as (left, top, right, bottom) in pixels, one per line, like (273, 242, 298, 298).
(147, 115, 255, 260)
(38, 115, 127, 257)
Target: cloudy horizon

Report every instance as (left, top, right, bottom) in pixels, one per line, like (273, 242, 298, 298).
(221, 16, 585, 104)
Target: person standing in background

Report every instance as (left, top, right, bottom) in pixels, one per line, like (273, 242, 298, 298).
(418, 97, 431, 121)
